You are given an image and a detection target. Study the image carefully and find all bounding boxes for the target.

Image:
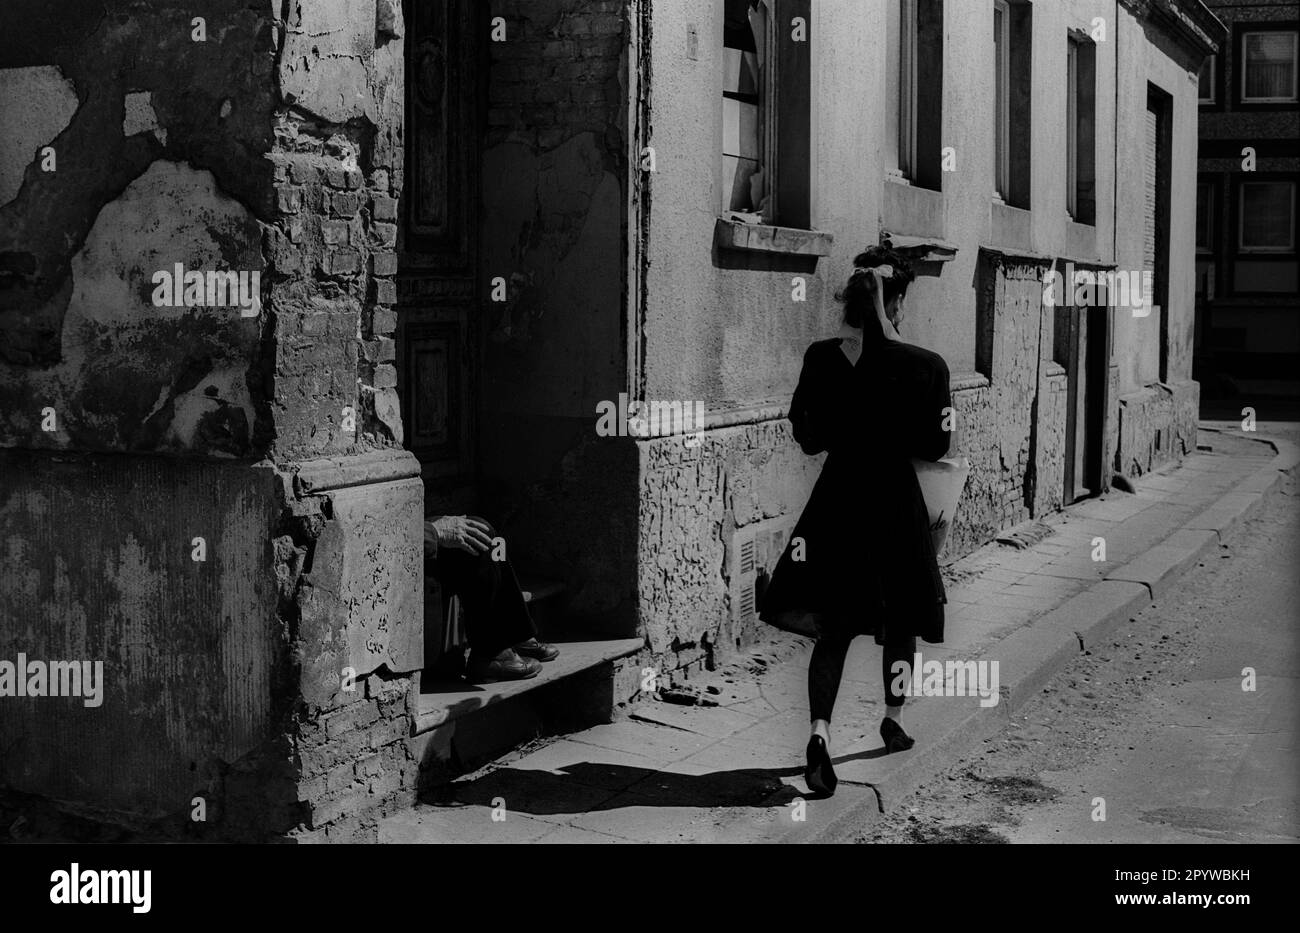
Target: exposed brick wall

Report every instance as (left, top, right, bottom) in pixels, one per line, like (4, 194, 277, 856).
(288, 672, 420, 844)
(485, 0, 627, 151)
(266, 115, 402, 457)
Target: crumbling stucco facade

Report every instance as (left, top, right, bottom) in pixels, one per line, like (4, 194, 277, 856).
(631, 0, 1220, 680)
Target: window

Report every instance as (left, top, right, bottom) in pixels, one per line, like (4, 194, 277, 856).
(993, 1, 1032, 208)
(1241, 30, 1298, 103)
(1198, 54, 1216, 103)
(895, 0, 917, 179)
(1239, 181, 1296, 252)
(1196, 181, 1214, 253)
(887, 0, 944, 190)
(1067, 34, 1097, 225)
(723, 0, 767, 218)
(994, 1, 1009, 198)
(720, 0, 813, 229)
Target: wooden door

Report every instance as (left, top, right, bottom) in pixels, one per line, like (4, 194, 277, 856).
(399, 0, 481, 512)
(1057, 272, 1110, 503)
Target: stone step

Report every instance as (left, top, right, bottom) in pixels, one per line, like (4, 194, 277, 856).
(426, 574, 566, 667)
(415, 637, 643, 735)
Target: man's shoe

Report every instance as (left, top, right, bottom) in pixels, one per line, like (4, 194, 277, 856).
(465, 649, 542, 683)
(514, 637, 559, 662)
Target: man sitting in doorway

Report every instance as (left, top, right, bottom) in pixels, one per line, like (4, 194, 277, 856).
(423, 515, 559, 683)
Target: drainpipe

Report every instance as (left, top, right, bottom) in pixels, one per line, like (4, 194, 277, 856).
(1105, 0, 1120, 489)
(1113, 0, 1120, 271)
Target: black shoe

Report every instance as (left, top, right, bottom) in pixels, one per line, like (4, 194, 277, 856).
(514, 637, 559, 662)
(880, 717, 915, 754)
(465, 649, 542, 683)
(804, 735, 837, 797)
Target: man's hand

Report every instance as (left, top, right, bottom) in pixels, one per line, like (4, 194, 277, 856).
(426, 515, 494, 556)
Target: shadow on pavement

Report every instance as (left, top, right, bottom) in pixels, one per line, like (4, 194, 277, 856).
(421, 744, 895, 814)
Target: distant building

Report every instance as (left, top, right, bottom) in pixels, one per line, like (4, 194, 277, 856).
(1195, 0, 1300, 409)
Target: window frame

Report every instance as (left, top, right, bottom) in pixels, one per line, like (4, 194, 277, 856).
(716, 0, 816, 237)
(897, 0, 918, 181)
(992, 0, 1032, 210)
(721, 0, 774, 221)
(1195, 178, 1216, 255)
(1237, 179, 1297, 254)
(993, 0, 1011, 202)
(1237, 25, 1299, 106)
(887, 0, 944, 193)
(1198, 53, 1217, 105)
(1065, 30, 1097, 226)
(1066, 36, 1079, 219)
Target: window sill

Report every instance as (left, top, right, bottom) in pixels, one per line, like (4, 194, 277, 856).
(882, 180, 945, 240)
(714, 217, 834, 257)
(882, 232, 958, 264)
(950, 371, 991, 393)
(1066, 220, 1098, 261)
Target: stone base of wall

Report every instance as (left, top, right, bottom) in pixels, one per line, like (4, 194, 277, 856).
(945, 365, 1066, 561)
(635, 417, 820, 677)
(286, 671, 421, 844)
(0, 451, 292, 838)
(0, 448, 427, 843)
(1115, 379, 1199, 478)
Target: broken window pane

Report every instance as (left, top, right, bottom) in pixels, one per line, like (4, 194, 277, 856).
(722, 0, 767, 218)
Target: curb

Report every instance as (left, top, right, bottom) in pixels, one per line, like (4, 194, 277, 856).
(793, 429, 1297, 844)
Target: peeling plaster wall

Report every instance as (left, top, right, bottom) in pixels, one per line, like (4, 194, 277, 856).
(0, 1, 276, 450)
(0, 452, 291, 831)
(0, 0, 423, 841)
(637, 420, 819, 669)
(0, 65, 79, 207)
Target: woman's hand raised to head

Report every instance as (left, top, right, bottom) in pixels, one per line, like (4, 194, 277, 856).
(427, 515, 495, 555)
(869, 267, 902, 342)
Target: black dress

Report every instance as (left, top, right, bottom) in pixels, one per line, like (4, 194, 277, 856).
(758, 336, 952, 644)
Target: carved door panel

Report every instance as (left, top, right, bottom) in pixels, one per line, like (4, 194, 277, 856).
(399, 0, 480, 509)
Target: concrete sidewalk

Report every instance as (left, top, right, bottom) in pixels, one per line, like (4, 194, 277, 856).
(379, 424, 1298, 844)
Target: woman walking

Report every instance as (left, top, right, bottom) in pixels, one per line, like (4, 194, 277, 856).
(758, 246, 953, 797)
